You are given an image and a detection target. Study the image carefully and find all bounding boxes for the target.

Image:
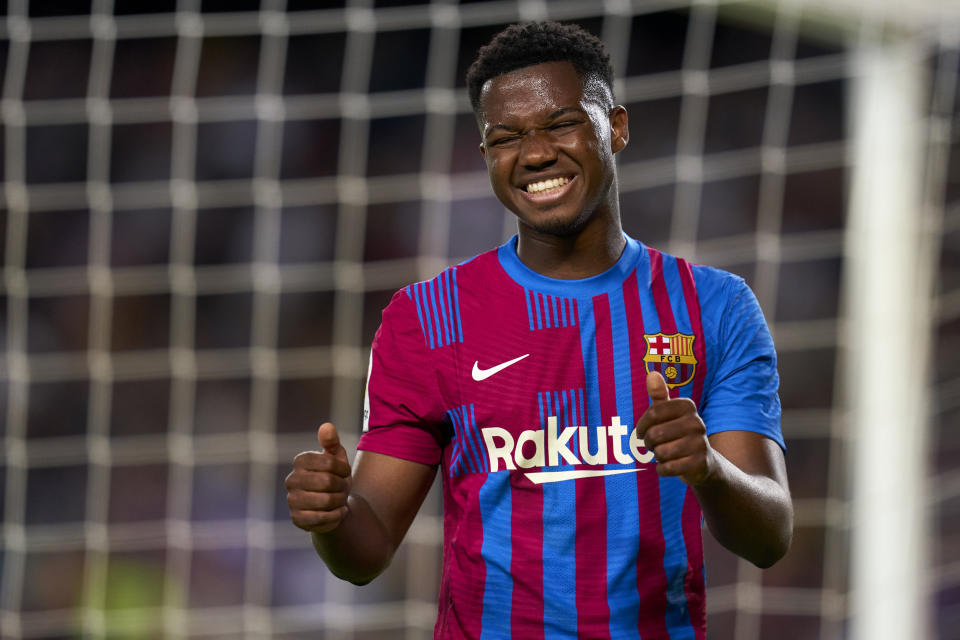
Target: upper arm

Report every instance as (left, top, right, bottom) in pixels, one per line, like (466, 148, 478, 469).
(353, 286, 448, 552)
(351, 450, 438, 550)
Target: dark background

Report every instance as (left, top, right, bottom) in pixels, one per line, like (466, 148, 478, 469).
(2, 1, 959, 638)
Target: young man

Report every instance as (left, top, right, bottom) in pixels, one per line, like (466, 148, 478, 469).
(286, 22, 792, 639)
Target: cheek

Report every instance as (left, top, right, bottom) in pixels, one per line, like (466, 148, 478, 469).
(566, 138, 605, 168)
(485, 157, 502, 182)
(584, 134, 612, 165)
(487, 154, 513, 179)
(563, 129, 603, 154)
(588, 122, 613, 155)
(486, 158, 515, 195)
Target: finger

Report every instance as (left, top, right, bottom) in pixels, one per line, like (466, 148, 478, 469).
(291, 506, 349, 533)
(647, 370, 670, 405)
(291, 452, 351, 478)
(635, 395, 697, 440)
(317, 422, 348, 463)
(647, 433, 703, 465)
(286, 468, 350, 493)
(288, 489, 349, 512)
(641, 408, 704, 448)
(654, 455, 698, 477)
(654, 454, 711, 485)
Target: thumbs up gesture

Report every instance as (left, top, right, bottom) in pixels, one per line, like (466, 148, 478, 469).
(286, 422, 353, 534)
(634, 371, 716, 486)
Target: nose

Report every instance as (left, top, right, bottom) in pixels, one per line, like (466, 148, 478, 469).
(518, 130, 557, 170)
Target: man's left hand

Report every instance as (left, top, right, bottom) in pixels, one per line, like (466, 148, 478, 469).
(634, 371, 717, 486)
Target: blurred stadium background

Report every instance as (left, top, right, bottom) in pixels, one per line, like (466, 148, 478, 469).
(1, 0, 959, 638)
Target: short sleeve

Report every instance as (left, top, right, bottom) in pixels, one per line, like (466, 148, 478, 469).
(699, 274, 785, 450)
(356, 288, 448, 466)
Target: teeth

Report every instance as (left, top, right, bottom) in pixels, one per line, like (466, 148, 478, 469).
(525, 176, 570, 194)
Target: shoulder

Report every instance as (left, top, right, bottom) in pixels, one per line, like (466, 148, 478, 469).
(670, 260, 771, 359)
(688, 265, 774, 366)
(380, 245, 502, 341)
(679, 261, 760, 328)
(389, 246, 502, 309)
(407, 245, 501, 290)
(638, 239, 751, 313)
(688, 262, 750, 302)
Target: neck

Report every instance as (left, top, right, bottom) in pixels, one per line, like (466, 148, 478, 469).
(515, 211, 626, 280)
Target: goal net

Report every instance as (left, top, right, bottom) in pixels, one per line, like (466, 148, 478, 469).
(1, 0, 958, 638)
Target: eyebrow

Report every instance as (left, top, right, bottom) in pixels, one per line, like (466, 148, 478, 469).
(484, 106, 586, 140)
(546, 107, 584, 120)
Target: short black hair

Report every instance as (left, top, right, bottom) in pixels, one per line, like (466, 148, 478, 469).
(466, 21, 615, 115)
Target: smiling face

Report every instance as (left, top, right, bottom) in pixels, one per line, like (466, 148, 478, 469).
(478, 60, 628, 238)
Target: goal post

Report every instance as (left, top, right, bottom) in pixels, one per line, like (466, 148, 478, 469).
(844, 35, 932, 640)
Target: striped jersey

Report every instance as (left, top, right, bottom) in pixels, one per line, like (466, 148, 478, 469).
(357, 234, 783, 640)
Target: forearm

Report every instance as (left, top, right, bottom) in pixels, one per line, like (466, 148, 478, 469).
(311, 491, 396, 585)
(692, 452, 793, 568)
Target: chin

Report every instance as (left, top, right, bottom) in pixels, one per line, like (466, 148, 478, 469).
(528, 219, 583, 237)
(518, 207, 592, 238)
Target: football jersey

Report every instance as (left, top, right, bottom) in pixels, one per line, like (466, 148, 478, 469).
(357, 234, 783, 640)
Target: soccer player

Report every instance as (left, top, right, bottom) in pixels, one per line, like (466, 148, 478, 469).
(286, 21, 792, 639)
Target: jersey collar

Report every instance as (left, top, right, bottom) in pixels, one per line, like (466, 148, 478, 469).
(496, 233, 645, 298)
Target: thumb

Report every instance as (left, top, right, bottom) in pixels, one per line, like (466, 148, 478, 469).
(647, 370, 670, 405)
(317, 422, 347, 461)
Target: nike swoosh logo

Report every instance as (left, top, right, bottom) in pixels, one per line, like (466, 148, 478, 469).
(524, 468, 643, 484)
(471, 353, 530, 381)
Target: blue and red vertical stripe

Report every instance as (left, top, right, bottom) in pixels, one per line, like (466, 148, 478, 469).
(525, 289, 578, 331)
(448, 403, 487, 477)
(407, 267, 464, 349)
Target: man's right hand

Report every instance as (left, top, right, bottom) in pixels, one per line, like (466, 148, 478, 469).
(286, 422, 352, 534)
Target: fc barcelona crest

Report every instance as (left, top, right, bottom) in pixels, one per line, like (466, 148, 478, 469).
(643, 333, 697, 388)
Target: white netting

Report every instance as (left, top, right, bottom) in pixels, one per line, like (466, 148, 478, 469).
(1, 1, 958, 638)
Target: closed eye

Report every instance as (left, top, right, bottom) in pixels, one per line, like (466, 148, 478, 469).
(488, 135, 520, 147)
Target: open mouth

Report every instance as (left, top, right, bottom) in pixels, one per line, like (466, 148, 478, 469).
(524, 176, 572, 194)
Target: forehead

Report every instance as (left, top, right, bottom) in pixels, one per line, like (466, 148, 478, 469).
(478, 60, 586, 123)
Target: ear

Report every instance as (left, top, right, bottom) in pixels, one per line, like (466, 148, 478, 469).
(609, 105, 629, 154)
(479, 141, 486, 161)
